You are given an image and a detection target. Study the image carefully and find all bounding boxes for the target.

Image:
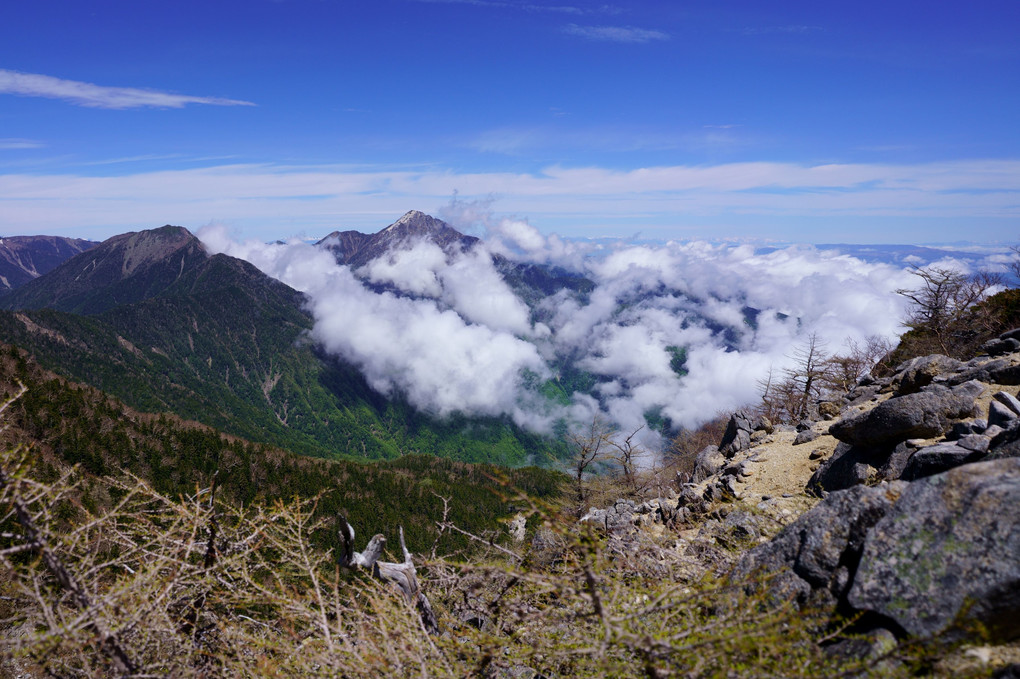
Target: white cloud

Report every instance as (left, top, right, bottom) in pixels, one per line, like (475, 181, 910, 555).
(413, 0, 616, 15)
(1, 159, 1017, 242)
(0, 138, 44, 149)
(563, 24, 669, 43)
(198, 217, 921, 453)
(199, 226, 551, 425)
(0, 69, 255, 109)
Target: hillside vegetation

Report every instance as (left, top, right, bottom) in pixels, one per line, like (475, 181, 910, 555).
(0, 345, 565, 555)
(0, 227, 564, 466)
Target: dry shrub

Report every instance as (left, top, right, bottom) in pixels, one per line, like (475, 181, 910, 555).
(0, 389, 981, 678)
(669, 414, 730, 481)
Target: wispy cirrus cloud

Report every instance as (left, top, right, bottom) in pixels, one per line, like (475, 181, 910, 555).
(0, 138, 44, 149)
(741, 25, 823, 36)
(0, 159, 1016, 241)
(413, 0, 619, 14)
(564, 23, 669, 43)
(0, 69, 255, 109)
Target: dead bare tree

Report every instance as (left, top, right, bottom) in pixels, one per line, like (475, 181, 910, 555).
(823, 335, 892, 393)
(605, 425, 646, 491)
(896, 265, 1002, 356)
(569, 416, 612, 517)
(338, 516, 439, 634)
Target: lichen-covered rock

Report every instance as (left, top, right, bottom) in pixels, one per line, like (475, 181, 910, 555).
(828, 381, 983, 448)
(732, 482, 904, 608)
(848, 458, 1020, 640)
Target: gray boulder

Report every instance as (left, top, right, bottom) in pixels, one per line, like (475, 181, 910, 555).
(829, 381, 983, 448)
(808, 442, 892, 494)
(1002, 328, 1020, 342)
(692, 445, 725, 482)
(945, 358, 1009, 386)
(948, 418, 987, 439)
(848, 458, 1020, 640)
(982, 337, 1020, 357)
(719, 410, 752, 457)
(732, 482, 905, 609)
(892, 354, 963, 395)
(988, 419, 1020, 460)
(990, 400, 1019, 428)
(990, 364, 1020, 385)
(956, 434, 990, 454)
(793, 429, 818, 446)
(994, 391, 1020, 417)
(900, 442, 983, 481)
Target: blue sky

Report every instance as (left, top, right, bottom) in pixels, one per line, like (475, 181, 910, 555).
(1, 0, 1018, 243)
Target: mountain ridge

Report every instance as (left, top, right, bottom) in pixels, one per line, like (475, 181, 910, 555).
(1, 226, 205, 314)
(0, 234, 97, 293)
(0, 220, 564, 465)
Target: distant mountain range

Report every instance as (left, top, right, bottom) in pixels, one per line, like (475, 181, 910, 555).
(9, 213, 1001, 469)
(0, 216, 564, 465)
(0, 234, 96, 293)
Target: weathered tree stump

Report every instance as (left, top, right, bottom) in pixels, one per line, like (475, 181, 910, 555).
(337, 517, 439, 634)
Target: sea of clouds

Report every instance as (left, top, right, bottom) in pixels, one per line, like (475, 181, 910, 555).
(198, 211, 991, 450)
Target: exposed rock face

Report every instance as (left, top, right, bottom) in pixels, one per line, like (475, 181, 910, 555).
(0, 235, 97, 292)
(317, 210, 479, 269)
(1, 226, 207, 315)
(848, 458, 1020, 640)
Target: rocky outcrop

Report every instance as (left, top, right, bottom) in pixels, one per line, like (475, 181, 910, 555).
(732, 482, 905, 609)
(732, 329, 1020, 659)
(736, 458, 1020, 642)
(848, 458, 1020, 640)
(808, 333, 1020, 494)
(828, 381, 982, 449)
(718, 410, 753, 457)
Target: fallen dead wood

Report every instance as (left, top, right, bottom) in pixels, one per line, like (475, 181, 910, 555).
(338, 516, 439, 634)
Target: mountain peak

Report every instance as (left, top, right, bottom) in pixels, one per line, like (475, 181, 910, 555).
(383, 210, 448, 234)
(318, 211, 478, 269)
